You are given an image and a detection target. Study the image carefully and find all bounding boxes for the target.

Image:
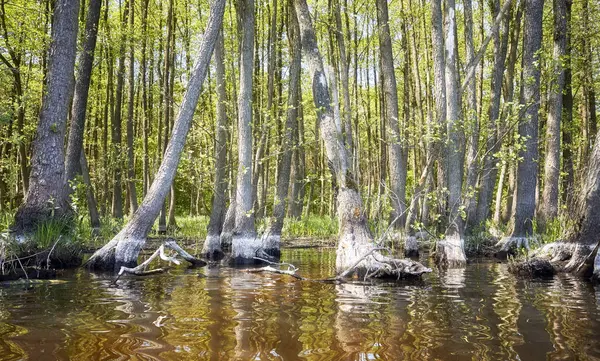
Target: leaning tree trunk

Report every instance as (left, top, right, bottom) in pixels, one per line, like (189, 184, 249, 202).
(261, 1, 301, 258)
(562, 128, 600, 280)
(201, 31, 228, 260)
(376, 0, 407, 231)
(64, 0, 102, 185)
(231, 0, 261, 264)
(13, 0, 80, 234)
(435, 0, 467, 268)
(294, 0, 430, 279)
(86, 0, 226, 272)
(63, 0, 102, 231)
(539, 0, 567, 229)
(499, 0, 544, 255)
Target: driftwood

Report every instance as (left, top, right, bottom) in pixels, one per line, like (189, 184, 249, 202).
(112, 240, 206, 284)
(244, 246, 427, 284)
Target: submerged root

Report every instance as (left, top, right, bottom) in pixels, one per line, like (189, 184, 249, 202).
(509, 241, 600, 281)
(508, 258, 556, 278)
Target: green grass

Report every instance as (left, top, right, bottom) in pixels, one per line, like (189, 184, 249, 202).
(282, 215, 338, 239)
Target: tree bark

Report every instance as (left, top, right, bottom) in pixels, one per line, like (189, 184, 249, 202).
(539, 0, 567, 228)
(261, 0, 301, 258)
(435, 0, 467, 268)
(202, 31, 229, 260)
(561, 0, 574, 207)
(111, 0, 130, 219)
(126, 0, 138, 214)
(86, 0, 226, 272)
(231, 0, 260, 263)
(64, 0, 101, 186)
(462, 0, 479, 229)
(511, 0, 544, 238)
(376, 0, 407, 230)
(13, 0, 80, 234)
(431, 0, 447, 221)
(294, 0, 430, 279)
(474, 0, 510, 226)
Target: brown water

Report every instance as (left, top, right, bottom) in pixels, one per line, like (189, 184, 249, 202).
(1, 248, 599, 361)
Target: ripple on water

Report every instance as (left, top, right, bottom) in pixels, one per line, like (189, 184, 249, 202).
(0, 251, 600, 360)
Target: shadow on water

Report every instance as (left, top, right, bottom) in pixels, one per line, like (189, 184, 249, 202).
(0, 248, 599, 360)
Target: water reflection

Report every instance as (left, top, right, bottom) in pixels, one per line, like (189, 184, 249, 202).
(0, 250, 599, 360)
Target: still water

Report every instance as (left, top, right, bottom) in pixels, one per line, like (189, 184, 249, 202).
(1, 248, 600, 360)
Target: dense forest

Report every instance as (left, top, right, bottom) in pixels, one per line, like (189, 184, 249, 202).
(0, 0, 599, 281)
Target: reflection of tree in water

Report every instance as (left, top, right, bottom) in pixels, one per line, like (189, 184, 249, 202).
(72, 276, 174, 360)
(334, 282, 389, 359)
(407, 268, 468, 360)
(490, 263, 528, 360)
(0, 288, 30, 360)
(530, 274, 600, 359)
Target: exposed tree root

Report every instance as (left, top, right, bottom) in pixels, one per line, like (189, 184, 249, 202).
(510, 241, 600, 281)
(508, 258, 556, 278)
(495, 236, 532, 259)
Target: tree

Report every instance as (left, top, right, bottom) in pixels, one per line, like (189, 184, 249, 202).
(231, 0, 263, 263)
(435, 0, 467, 267)
(111, 0, 129, 219)
(509, 0, 544, 240)
(12, 0, 80, 234)
(376, 0, 407, 231)
(293, 0, 430, 278)
(201, 31, 228, 260)
(261, 0, 301, 257)
(474, 0, 510, 226)
(86, 0, 227, 271)
(64, 0, 102, 230)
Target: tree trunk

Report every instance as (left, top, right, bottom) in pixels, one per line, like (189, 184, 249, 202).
(111, 0, 129, 219)
(64, 0, 101, 185)
(474, 0, 510, 226)
(511, 0, 544, 238)
(231, 0, 260, 263)
(126, 0, 138, 214)
(376, 0, 407, 230)
(261, 0, 301, 257)
(561, 0, 574, 207)
(86, 0, 226, 271)
(13, 0, 80, 234)
(294, 0, 430, 279)
(202, 31, 229, 260)
(562, 127, 600, 280)
(436, 0, 467, 268)
(539, 0, 567, 229)
(462, 0, 479, 229)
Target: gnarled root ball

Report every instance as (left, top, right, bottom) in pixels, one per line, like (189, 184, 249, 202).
(508, 258, 556, 278)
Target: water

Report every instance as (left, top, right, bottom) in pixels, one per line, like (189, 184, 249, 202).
(1, 248, 600, 360)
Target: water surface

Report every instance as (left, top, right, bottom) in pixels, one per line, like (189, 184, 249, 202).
(1, 248, 599, 360)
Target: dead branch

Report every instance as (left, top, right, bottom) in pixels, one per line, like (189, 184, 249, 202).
(112, 240, 205, 284)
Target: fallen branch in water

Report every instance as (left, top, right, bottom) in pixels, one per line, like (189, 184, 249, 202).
(112, 240, 205, 284)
